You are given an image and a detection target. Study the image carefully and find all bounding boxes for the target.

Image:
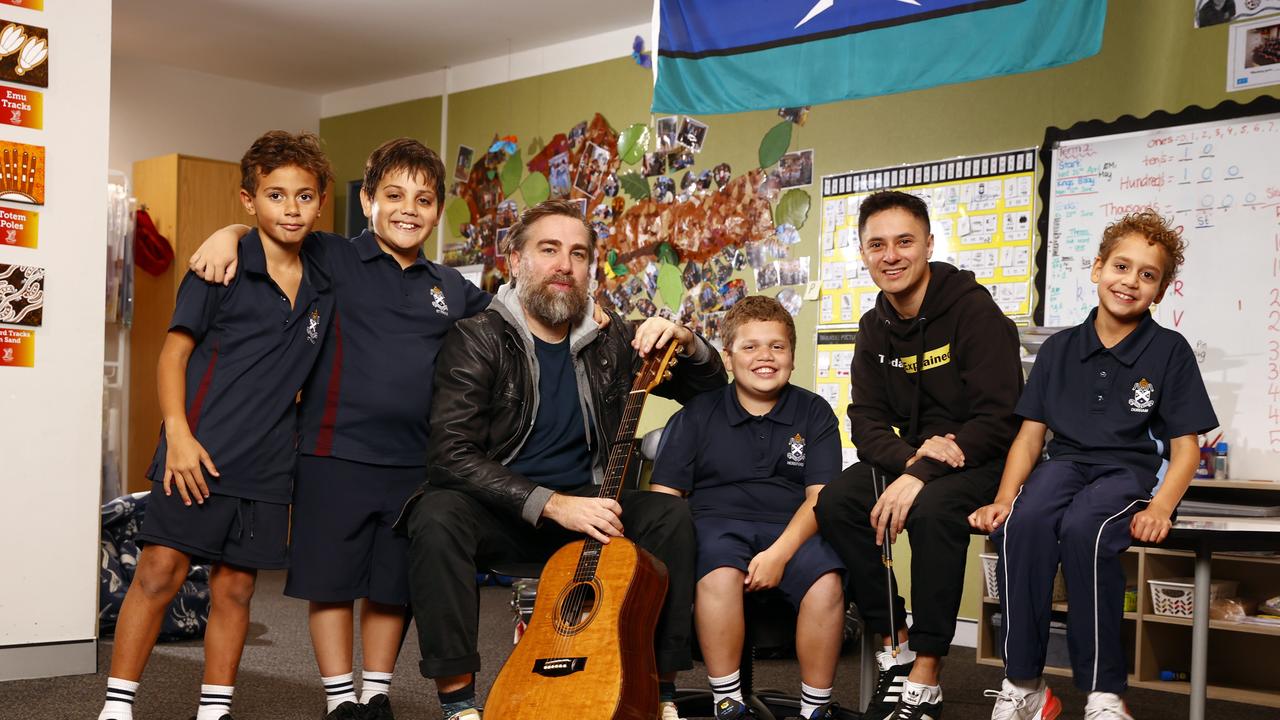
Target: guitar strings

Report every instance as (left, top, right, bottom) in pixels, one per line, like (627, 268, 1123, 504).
(551, 353, 668, 659)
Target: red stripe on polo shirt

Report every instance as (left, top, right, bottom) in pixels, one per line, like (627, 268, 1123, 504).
(312, 311, 343, 455)
(186, 344, 219, 430)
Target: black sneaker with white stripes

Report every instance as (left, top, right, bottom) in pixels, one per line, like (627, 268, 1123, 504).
(864, 656, 913, 720)
(887, 682, 943, 720)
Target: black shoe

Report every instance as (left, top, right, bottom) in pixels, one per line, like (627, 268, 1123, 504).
(361, 694, 395, 720)
(714, 697, 754, 719)
(803, 702, 844, 717)
(886, 684, 942, 720)
(324, 701, 362, 720)
(806, 701, 842, 720)
(864, 658, 913, 720)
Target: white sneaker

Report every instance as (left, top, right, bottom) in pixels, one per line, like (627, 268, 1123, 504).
(658, 700, 683, 719)
(1084, 692, 1133, 720)
(984, 678, 1061, 720)
(447, 710, 481, 720)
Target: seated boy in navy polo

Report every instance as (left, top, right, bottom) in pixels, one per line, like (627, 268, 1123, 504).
(652, 295, 846, 720)
(189, 138, 491, 720)
(969, 211, 1217, 720)
(99, 131, 335, 720)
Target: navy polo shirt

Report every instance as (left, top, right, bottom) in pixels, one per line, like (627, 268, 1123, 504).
(298, 230, 490, 466)
(652, 383, 841, 523)
(147, 230, 333, 503)
(1017, 308, 1217, 477)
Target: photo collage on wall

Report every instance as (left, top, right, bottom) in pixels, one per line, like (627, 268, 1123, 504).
(441, 105, 817, 346)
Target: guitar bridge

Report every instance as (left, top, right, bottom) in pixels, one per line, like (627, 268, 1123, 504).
(532, 657, 588, 677)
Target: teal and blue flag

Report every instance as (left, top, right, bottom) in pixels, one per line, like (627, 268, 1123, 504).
(652, 0, 1107, 114)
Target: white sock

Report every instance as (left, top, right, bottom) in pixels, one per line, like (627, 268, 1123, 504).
(800, 681, 833, 717)
(322, 672, 357, 712)
(708, 669, 744, 704)
(195, 684, 234, 720)
(902, 679, 942, 705)
(360, 669, 393, 703)
(99, 677, 139, 720)
(876, 640, 917, 669)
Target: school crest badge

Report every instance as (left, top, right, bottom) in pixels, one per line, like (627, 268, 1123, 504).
(1128, 378, 1154, 413)
(786, 433, 806, 467)
(306, 309, 320, 344)
(431, 286, 449, 316)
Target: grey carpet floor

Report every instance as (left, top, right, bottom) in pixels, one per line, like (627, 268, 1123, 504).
(5, 571, 1273, 719)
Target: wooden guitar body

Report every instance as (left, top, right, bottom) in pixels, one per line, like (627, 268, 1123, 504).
(484, 537, 669, 719)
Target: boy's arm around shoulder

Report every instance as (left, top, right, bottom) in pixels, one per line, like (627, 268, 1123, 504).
(425, 313, 545, 525)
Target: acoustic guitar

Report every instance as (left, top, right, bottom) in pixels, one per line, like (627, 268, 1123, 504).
(484, 342, 681, 719)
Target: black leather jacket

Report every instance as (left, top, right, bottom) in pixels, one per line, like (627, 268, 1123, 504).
(419, 286, 726, 525)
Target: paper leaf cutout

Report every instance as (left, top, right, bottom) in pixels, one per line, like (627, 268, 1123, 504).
(617, 124, 651, 165)
(500, 151, 523, 196)
(445, 198, 471, 237)
(774, 188, 811, 230)
(758, 121, 793, 169)
(520, 171, 550, 206)
(620, 171, 651, 201)
(657, 262, 684, 307)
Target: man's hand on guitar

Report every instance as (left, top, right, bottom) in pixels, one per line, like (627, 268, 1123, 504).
(632, 317, 693, 357)
(543, 494, 624, 543)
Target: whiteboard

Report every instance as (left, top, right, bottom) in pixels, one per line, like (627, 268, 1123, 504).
(1044, 111, 1280, 481)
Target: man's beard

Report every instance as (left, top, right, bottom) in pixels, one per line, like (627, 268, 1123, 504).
(519, 268, 589, 328)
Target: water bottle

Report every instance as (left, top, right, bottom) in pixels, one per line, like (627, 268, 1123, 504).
(1214, 442, 1229, 480)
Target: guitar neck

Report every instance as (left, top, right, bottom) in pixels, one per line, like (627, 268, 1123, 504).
(574, 348, 671, 581)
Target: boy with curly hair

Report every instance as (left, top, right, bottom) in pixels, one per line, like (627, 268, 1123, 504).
(970, 211, 1217, 720)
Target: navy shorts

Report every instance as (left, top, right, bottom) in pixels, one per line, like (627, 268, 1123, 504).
(284, 455, 424, 605)
(136, 482, 289, 570)
(693, 515, 845, 610)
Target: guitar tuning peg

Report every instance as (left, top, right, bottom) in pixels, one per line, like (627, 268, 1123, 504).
(669, 357, 678, 367)
(664, 370, 672, 382)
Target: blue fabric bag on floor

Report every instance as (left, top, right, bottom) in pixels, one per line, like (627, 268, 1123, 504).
(99, 492, 211, 640)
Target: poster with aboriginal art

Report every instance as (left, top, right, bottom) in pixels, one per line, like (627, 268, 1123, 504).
(0, 139, 43, 205)
(818, 148, 1037, 328)
(0, 261, 42, 326)
(442, 107, 816, 346)
(0, 20, 46, 88)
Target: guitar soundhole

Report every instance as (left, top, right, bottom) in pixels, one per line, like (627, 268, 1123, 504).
(553, 580, 601, 635)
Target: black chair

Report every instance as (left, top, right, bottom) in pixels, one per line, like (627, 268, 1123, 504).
(672, 589, 865, 719)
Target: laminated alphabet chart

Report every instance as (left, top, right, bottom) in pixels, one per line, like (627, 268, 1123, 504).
(1042, 102, 1280, 480)
(818, 149, 1037, 327)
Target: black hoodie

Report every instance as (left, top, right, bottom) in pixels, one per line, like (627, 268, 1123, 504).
(847, 262, 1023, 483)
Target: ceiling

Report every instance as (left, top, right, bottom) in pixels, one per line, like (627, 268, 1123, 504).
(112, 0, 652, 94)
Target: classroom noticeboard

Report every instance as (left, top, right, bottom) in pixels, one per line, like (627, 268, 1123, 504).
(819, 149, 1038, 328)
(1041, 100, 1280, 481)
(815, 329, 859, 469)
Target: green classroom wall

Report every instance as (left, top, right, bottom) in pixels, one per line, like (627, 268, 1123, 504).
(319, 0, 1273, 623)
(321, 96, 443, 247)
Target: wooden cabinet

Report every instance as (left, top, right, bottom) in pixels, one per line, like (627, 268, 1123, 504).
(974, 480, 1280, 708)
(126, 154, 333, 492)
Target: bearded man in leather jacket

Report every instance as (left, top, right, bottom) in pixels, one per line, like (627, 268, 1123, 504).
(403, 199, 726, 719)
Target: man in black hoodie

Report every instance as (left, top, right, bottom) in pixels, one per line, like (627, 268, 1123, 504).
(815, 191, 1022, 720)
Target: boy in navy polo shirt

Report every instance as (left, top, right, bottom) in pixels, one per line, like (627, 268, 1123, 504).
(190, 138, 491, 720)
(652, 296, 846, 720)
(98, 131, 335, 720)
(970, 212, 1217, 720)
